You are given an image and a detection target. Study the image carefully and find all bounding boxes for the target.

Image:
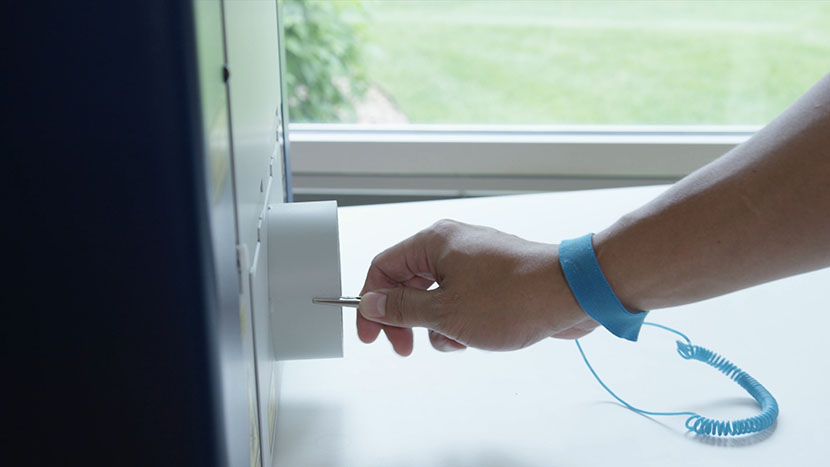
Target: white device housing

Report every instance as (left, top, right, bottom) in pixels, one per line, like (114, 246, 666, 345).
(268, 201, 344, 360)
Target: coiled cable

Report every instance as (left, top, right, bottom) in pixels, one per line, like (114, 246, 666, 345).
(575, 322, 778, 436)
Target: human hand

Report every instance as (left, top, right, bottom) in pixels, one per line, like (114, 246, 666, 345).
(357, 220, 599, 356)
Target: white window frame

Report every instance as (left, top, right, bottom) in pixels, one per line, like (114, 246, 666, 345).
(289, 124, 757, 199)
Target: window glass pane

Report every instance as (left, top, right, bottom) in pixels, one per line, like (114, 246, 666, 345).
(285, 0, 830, 125)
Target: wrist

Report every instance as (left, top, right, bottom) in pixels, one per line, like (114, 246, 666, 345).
(547, 244, 599, 335)
(592, 227, 643, 313)
(558, 234, 647, 341)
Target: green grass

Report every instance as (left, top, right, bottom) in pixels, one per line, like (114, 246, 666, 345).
(359, 0, 830, 124)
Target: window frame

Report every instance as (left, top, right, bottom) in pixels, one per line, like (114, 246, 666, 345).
(289, 124, 757, 199)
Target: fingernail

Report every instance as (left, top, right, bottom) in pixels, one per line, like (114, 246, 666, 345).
(361, 292, 386, 319)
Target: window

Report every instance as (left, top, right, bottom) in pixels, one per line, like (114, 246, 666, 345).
(283, 1, 830, 204)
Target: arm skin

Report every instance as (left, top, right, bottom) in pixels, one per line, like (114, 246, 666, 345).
(594, 73, 830, 312)
(357, 74, 830, 356)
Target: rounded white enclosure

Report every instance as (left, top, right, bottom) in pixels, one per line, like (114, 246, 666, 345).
(268, 201, 343, 360)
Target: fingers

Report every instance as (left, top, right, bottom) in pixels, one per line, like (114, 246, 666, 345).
(356, 221, 454, 355)
(402, 275, 435, 291)
(383, 326, 414, 356)
(428, 330, 466, 352)
(360, 228, 441, 296)
(359, 287, 444, 357)
(356, 312, 382, 343)
(357, 311, 414, 356)
(357, 252, 434, 348)
(359, 304, 457, 355)
(359, 287, 439, 329)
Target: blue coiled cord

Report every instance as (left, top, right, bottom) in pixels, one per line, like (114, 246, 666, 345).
(575, 322, 779, 436)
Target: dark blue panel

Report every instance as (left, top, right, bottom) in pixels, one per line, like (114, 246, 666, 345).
(5, 2, 228, 465)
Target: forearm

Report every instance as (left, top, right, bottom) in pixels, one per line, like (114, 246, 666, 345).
(594, 74, 830, 311)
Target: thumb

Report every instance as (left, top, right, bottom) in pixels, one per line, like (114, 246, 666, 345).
(359, 288, 438, 328)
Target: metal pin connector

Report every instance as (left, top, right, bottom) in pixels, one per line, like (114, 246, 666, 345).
(312, 296, 361, 308)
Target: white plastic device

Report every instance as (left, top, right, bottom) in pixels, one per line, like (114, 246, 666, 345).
(267, 201, 344, 360)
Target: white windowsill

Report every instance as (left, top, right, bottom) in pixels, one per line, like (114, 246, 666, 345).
(288, 124, 757, 199)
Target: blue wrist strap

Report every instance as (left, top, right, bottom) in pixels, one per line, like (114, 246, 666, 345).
(558, 233, 647, 341)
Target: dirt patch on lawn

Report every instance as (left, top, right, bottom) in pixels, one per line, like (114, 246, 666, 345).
(352, 85, 409, 124)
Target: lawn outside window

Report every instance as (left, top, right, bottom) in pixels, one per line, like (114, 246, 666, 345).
(284, 1, 829, 204)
